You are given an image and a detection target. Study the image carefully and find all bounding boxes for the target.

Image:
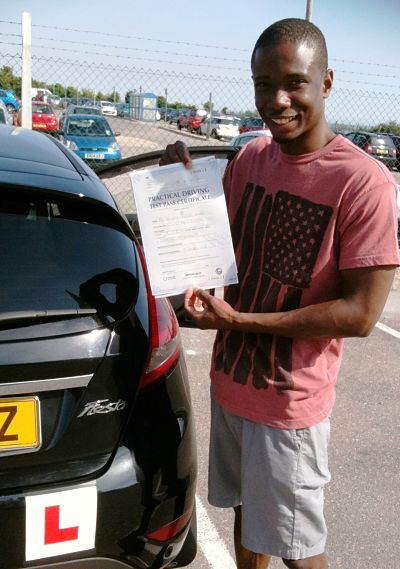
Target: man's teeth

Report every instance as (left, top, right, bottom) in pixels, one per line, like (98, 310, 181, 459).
(271, 116, 296, 125)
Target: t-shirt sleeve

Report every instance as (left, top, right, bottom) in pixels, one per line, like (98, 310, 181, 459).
(338, 181, 400, 270)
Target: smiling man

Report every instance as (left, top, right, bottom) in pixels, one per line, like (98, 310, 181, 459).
(160, 18, 400, 569)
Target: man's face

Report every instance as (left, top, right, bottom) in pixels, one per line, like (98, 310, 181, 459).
(251, 41, 333, 155)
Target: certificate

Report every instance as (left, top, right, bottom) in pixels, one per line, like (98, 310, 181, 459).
(129, 156, 238, 297)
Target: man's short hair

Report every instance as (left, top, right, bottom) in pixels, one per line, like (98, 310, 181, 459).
(251, 18, 328, 71)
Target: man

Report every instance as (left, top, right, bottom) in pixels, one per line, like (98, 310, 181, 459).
(160, 18, 400, 569)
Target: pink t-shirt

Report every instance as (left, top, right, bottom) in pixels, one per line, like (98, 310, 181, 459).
(210, 135, 400, 429)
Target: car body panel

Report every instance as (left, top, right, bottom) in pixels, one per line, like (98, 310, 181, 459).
(231, 129, 272, 148)
(100, 101, 117, 116)
(0, 88, 20, 111)
(0, 125, 197, 568)
(15, 102, 58, 133)
(238, 117, 264, 133)
(61, 114, 122, 166)
(199, 115, 240, 140)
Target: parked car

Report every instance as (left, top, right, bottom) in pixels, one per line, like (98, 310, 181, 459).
(238, 117, 265, 133)
(177, 109, 207, 134)
(231, 129, 272, 149)
(0, 124, 197, 569)
(344, 131, 397, 169)
(48, 95, 61, 107)
(60, 114, 122, 167)
(0, 88, 20, 112)
(115, 102, 131, 117)
(15, 101, 58, 134)
(384, 133, 400, 170)
(168, 109, 187, 124)
(0, 100, 13, 125)
(58, 105, 102, 130)
(99, 100, 118, 117)
(199, 115, 240, 140)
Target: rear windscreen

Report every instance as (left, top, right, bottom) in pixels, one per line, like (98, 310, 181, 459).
(0, 189, 139, 321)
(371, 135, 393, 146)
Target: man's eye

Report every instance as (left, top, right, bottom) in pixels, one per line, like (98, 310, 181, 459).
(290, 79, 305, 87)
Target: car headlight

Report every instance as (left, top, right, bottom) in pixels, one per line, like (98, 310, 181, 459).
(109, 142, 120, 151)
(65, 140, 78, 151)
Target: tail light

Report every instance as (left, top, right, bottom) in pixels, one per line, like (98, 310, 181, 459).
(392, 148, 397, 157)
(363, 143, 372, 154)
(145, 506, 193, 541)
(136, 245, 181, 390)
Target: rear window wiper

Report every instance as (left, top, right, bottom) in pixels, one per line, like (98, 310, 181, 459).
(0, 309, 97, 326)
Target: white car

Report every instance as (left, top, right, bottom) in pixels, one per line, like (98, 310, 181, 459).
(231, 129, 272, 149)
(100, 100, 117, 117)
(200, 115, 239, 140)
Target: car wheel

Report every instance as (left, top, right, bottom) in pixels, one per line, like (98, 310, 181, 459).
(177, 123, 182, 130)
(211, 129, 219, 139)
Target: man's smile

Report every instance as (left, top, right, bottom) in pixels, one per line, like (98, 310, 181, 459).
(269, 115, 298, 126)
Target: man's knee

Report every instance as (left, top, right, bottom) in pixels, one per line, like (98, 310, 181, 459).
(282, 553, 328, 569)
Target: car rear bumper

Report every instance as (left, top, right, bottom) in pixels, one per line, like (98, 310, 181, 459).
(0, 362, 197, 569)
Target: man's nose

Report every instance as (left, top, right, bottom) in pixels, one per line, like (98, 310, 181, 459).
(269, 89, 291, 110)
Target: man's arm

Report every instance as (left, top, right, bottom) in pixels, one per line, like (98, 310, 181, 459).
(184, 266, 397, 338)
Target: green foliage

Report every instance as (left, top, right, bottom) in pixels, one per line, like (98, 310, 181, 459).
(372, 121, 400, 136)
(0, 66, 21, 96)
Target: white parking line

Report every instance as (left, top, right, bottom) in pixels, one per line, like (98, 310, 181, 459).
(376, 321, 400, 339)
(196, 495, 236, 569)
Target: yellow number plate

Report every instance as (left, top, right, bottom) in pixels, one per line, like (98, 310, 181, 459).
(0, 397, 40, 453)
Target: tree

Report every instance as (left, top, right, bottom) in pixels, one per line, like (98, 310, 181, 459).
(372, 121, 400, 136)
(158, 95, 166, 108)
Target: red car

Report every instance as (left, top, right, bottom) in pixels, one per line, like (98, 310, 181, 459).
(16, 102, 58, 133)
(238, 117, 265, 133)
(177, 109, 207, 134)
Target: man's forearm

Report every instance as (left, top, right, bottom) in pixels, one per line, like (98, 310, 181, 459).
(231, 298, 374, 339)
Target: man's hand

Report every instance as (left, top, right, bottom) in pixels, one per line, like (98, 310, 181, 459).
(184, 288, 238, 330)
(159, 141, 193, 169)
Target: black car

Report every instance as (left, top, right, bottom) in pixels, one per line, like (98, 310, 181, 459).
(385, 133, 400, 170)
(0, 126, 197, 569)
(344, 131, 397, 169)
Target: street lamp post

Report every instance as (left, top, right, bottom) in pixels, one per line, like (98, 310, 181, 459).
(305, 0, 313, 21)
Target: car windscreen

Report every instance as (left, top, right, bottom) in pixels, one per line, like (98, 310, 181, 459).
(66, 118, 112, 137)
(370, 135, 394, 147)
(0, 189, 138, 322)
(218, 118, 236, 125)
(33, 104, 52, 114)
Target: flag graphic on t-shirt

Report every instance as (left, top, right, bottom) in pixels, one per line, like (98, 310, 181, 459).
(214, 185, 333, 392)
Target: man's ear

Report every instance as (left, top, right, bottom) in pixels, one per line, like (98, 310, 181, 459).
(322, 69, 334, 99)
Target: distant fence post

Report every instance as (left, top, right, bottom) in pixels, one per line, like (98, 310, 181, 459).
(21, 11, 32, 129)
(206, 91, 213, 140)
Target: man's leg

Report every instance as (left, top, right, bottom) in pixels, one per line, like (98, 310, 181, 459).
(234, 506, 271, 569)
(281, 553, 328, 569)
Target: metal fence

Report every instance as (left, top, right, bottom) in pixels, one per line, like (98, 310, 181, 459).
(1, 47, 400, 215)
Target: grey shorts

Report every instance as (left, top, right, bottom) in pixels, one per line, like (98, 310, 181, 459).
(208, 395, 331, 560)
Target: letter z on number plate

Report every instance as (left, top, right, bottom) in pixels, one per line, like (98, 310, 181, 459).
(0, 397, 41, 454)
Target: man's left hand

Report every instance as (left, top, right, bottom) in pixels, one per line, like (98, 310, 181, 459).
(184, 288, 238, 330)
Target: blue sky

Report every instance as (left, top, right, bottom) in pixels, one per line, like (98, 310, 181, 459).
(2, 0, 399, 85)
(1, 0, 400, 124)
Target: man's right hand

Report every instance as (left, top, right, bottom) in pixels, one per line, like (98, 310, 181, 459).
(159, 141, 193, 169)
